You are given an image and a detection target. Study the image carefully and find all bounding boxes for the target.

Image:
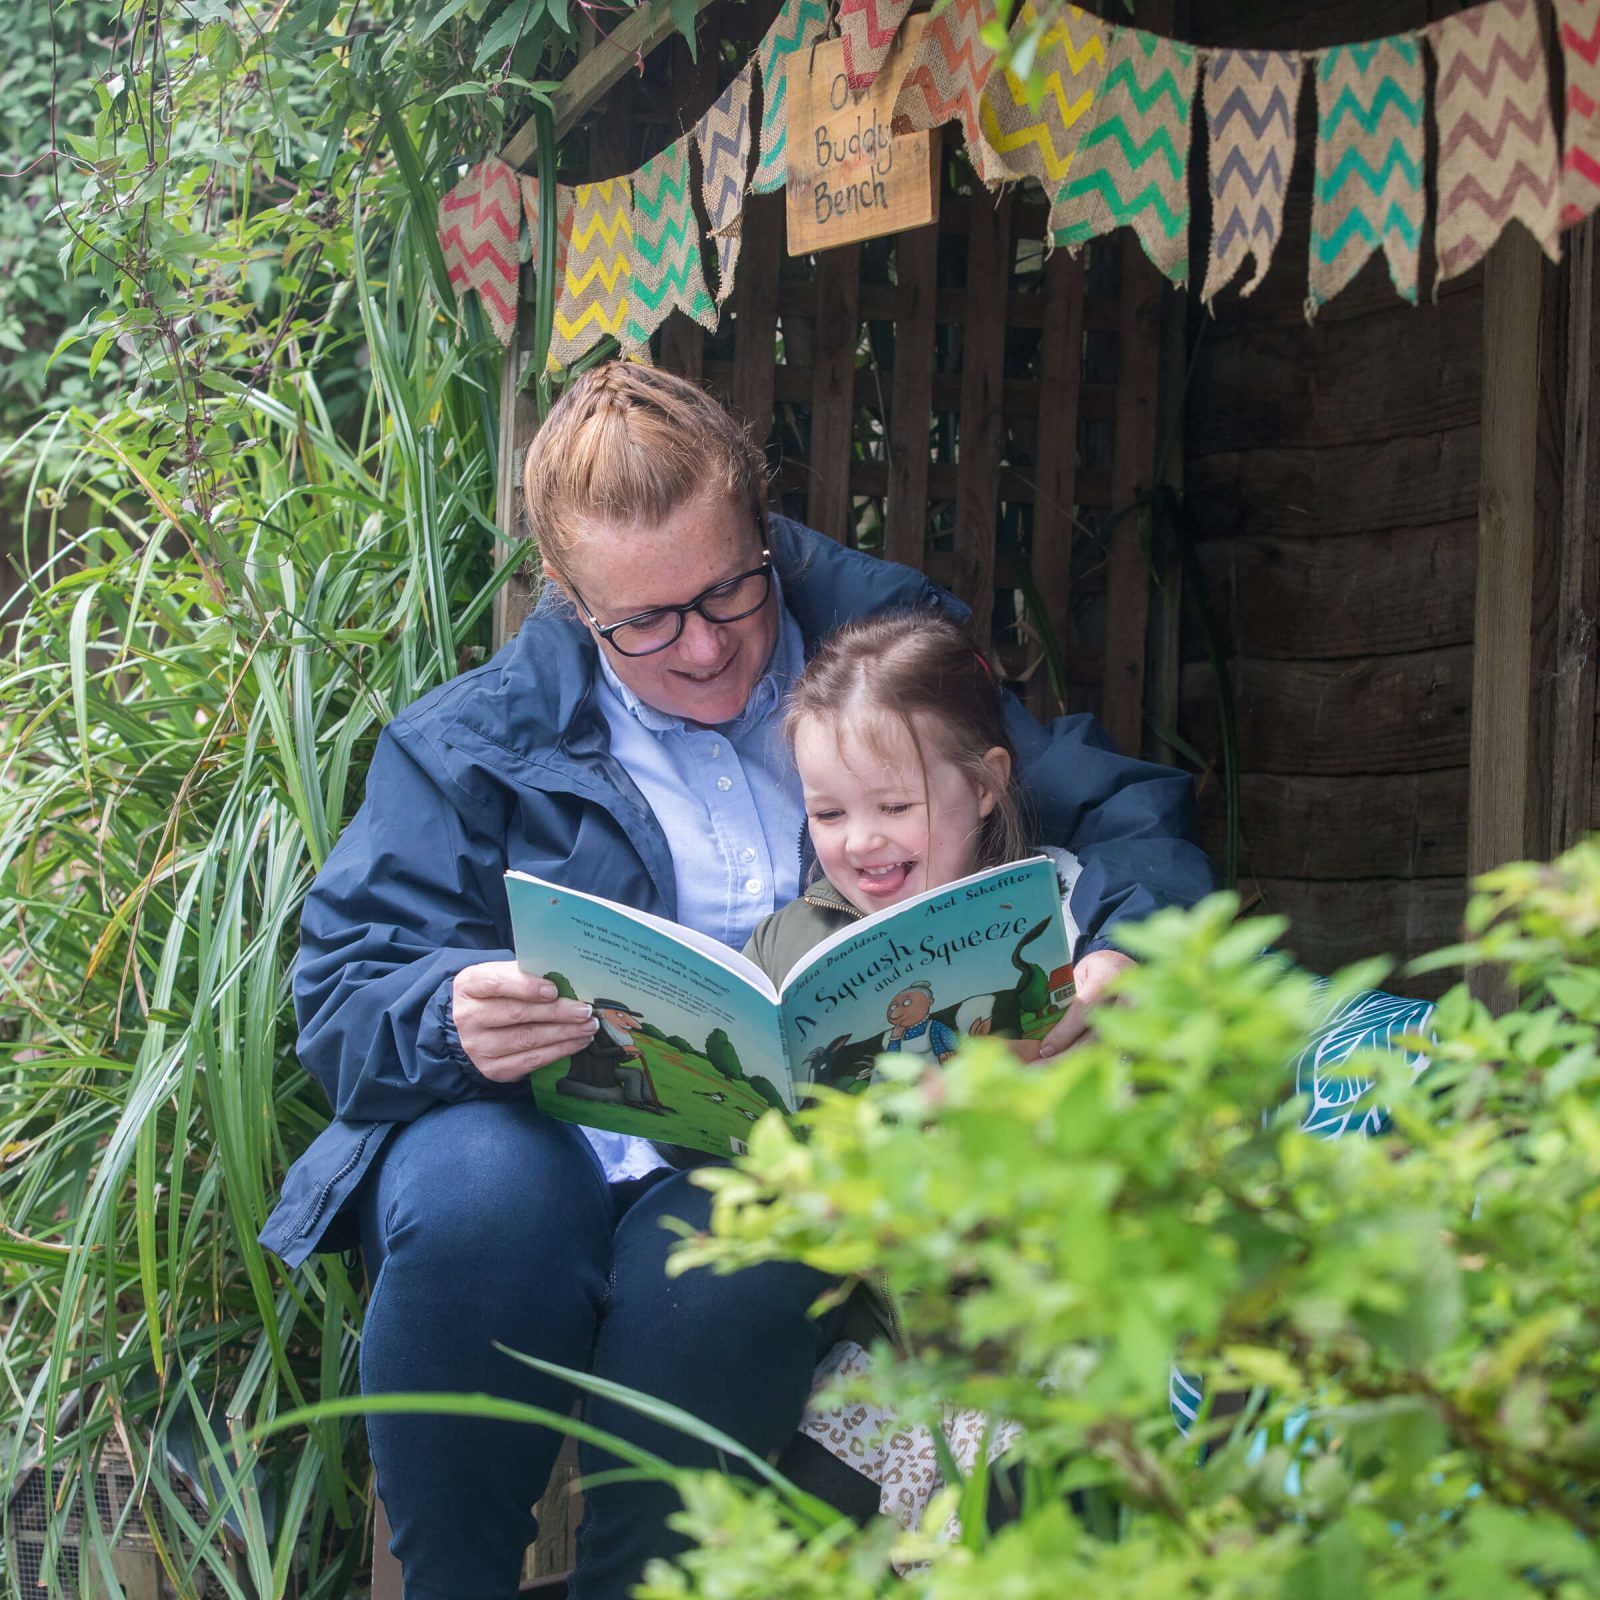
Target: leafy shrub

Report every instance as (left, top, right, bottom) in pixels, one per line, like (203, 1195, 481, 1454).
(653, 846, 1600, 1599)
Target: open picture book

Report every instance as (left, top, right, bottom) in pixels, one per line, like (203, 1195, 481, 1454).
(505, 855, 1075, 1158)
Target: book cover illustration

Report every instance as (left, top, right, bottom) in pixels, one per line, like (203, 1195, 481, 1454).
(505, 856, 1075, 1158)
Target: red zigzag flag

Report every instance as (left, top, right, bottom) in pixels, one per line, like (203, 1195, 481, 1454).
(837, 0, 917, 94)
(1557, 0, 1600, 223)
(438, 156, 522, 345)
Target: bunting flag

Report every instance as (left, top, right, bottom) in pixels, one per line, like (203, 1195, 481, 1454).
(754, 0, 829, 193)
(1308, 39, 1425, 312)
(1556, 0, 1600, 224)
(890, 0, 1005, 185)
(547, 179, 633, 372)
(1432, 0, 1561, 286)
(623, 138, 719, 353)
(518, 174, 570, 287)
(438, 157, 522, 345)
(1201, 50, 1303, 304)
(837, 0, 918, 96)
(1049, 28, 1196, 284)
(695, 62, 756, 302)
(979, 2, 1110, 191)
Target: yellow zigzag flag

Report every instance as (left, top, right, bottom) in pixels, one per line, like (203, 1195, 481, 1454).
(548, 179, 633, 372)
(979, 3, 1109, 188)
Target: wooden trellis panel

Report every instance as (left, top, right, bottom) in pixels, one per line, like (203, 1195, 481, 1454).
(498, 0, 1171, 749)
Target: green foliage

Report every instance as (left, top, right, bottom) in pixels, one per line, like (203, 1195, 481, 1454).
(658, 845, 1600, 1598)
(705, 1026, 747, 1083)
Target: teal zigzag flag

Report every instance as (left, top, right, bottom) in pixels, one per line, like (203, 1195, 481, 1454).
(754, 0, 828, 194)
(1050, 27, 1196, 284)
(623, 138, 718, 353)
(1309, 38, 1424, 311)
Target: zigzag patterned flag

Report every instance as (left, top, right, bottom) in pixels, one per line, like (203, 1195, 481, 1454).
(622, 138, 718, 353)
(1201, 50, 1303, 304)
(753, 0, 828, 193)
(695, 62, 755, 304)
(1557, 0, 1600, 224)
(518, 175, 571, 288)
(837, 0, 917, 96)
(1432, 0, 1561, 286)
(1049, 27, 1196, 284)
(547, 179, 633, 372)
(890, 0, 1005, 186)
(438, 157, 522, 345)
(979, 2, 1110, 191)
(1308, 39, 1425, 312)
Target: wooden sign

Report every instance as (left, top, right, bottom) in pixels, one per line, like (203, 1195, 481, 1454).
(786, 17, 940, 254)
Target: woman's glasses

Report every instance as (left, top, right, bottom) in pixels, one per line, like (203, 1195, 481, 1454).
(571, 553, 774, 657)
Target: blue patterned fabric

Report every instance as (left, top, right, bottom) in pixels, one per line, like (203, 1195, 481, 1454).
(1169, 986, 1437, 1433)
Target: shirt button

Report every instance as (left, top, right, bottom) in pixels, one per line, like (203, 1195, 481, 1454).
(716, 776, 733, 792)
(709, 742, 722, 757)
(745, 878, 762, 895)
(739, 847, 757, 864)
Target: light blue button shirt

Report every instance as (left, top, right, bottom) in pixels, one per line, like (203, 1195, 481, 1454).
(583, 581, 806, 1181)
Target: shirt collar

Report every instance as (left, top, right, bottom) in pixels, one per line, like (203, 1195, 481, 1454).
(595, 569, 802, 736)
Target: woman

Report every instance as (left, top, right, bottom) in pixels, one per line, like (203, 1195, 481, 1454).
(259, 363, 1212, 1600)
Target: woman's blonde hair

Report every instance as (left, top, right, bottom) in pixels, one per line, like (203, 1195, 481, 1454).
(521, 363, 769, 581)
(784, 612, 1030, 873)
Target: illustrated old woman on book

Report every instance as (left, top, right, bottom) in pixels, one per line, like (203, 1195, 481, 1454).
(258, 363, 1212, 1597)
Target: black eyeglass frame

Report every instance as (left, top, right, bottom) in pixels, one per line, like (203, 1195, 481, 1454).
(570, 550, 775, 658)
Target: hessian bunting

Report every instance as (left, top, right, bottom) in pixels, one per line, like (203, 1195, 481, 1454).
(1308, 39, 1425, 313)
(623, 138, 718, 353)
(1050, 27, 1197, 284)
(518, 174, 571, 288)
(754, 0, 829, 194)
(547, 179, 633, 372)
(1201, 49, 1303, 304)
(979, 2, 1110, 192)
(890, 0, 1005, 185)
(837, 0, 918, 96)
(696, 62, 756, 303)
(1556, 0, 1600, 224)
(438, 157, 521, 345)
(1432, 0, 1561, 286)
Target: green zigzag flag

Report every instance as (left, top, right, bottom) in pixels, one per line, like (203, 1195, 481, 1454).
(623, 138, 718, 353)
(754, 0, 828, 194)
(1309, 38, 1424, 312)
(1050, 27, 1196, 284)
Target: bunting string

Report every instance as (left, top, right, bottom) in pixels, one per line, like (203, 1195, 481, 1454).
(438, 0, 1596, 367)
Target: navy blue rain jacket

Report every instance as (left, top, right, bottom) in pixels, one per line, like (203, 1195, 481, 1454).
(259, 518, 1212, 1268)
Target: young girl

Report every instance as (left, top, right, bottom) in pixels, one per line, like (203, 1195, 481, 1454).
(747, 610, 1081, 1538)
(745, 608, 1081, 1018)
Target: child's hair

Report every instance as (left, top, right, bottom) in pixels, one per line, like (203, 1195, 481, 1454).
(784, 612, 1029, 872)
(521, 363, 769, 584)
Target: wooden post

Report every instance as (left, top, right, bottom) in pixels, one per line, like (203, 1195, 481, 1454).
(1467, 227, 1565, 1006)
(495, 298, 543, 646)
(808, 243, 862, 539)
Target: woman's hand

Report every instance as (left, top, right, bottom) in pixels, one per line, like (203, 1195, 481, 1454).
(452, 961, 600, 1083)
(1035, 949, 1135, 1058)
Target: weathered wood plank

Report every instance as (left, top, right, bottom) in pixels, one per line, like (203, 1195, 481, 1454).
(1181, 645, 1474, 776)
(807, 243, 862, 539)
(1102, 239, 1165, 754)
(1029, 246, 1085, 718)
(782, 280, 1123, 331)
(1195, 520, 1477, 660)
(731, 192, 783, 443)
(494, 309, 542, 647)
(1198, 770, 1470, 880)
(1189, 0, 1431, 50)
(886, 215, 939, 568)
(1553, 217, 1600, 854)
(775, 458, 1115, 508)
(1189, 291, 1483, 456)
(1247, 875, 1467, 998)
(1186, 428, 1482, 541)
(500, 0, 719, 169)
(954, 190, 1011, 641)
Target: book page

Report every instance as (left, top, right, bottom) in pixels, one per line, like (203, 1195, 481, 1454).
(505, 872, 792, 1157)
(776, 857, 1074, 1093)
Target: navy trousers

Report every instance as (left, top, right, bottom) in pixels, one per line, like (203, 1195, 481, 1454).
(356, 1099, 843, 1600)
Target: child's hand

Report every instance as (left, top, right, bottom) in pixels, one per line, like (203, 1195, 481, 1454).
(1035, 949, 1135, 1057)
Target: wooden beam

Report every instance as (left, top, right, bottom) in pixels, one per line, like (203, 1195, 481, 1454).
(499, 0, 719, 171)
(494, 296, 543, 646)
(1552, 216, 1600, 855)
